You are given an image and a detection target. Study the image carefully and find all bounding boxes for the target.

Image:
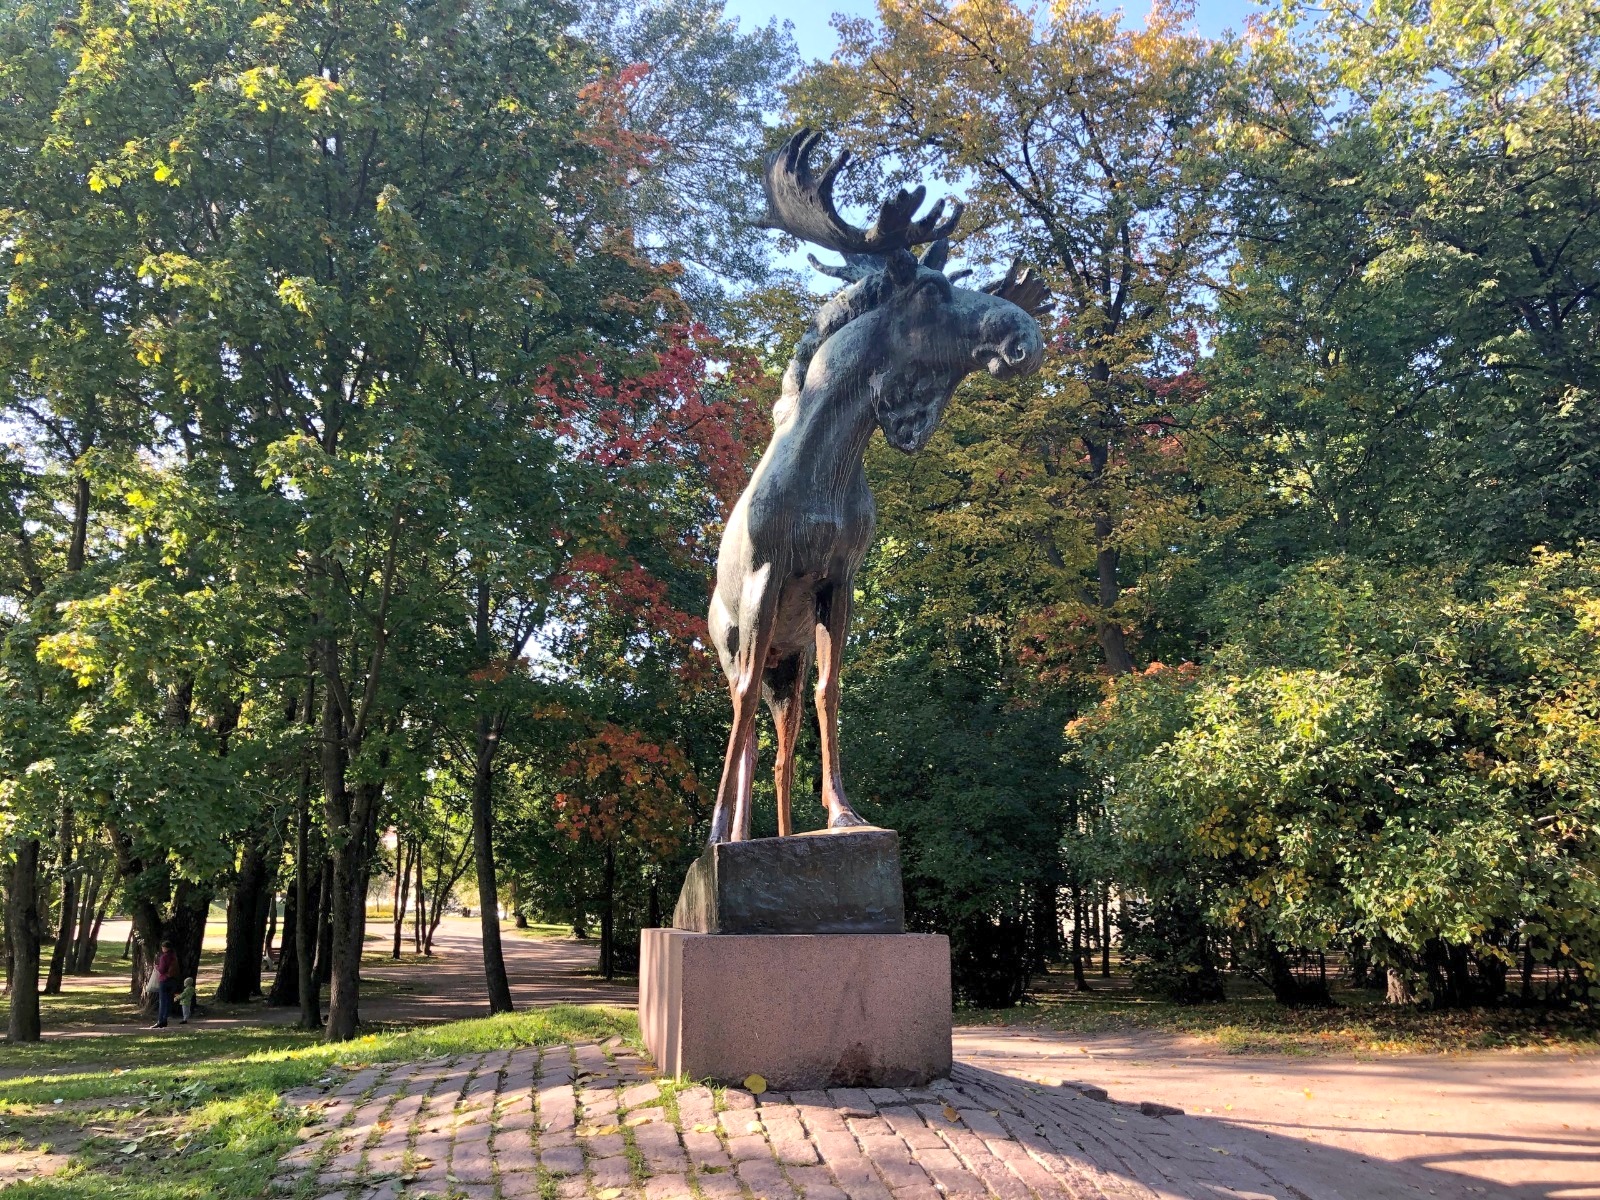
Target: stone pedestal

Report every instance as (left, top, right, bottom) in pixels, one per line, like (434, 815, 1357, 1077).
(673, 826, 904, 935)
(640, 927, 952, 1089)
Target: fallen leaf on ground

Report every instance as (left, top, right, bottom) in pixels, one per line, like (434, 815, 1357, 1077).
(942, 1105, 961, 1123)
(743, 1074, 767, 1094)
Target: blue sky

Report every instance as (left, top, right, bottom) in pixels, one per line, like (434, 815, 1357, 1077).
(722, 0, 1267, 62)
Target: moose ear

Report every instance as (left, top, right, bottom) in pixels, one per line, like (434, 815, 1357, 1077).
(884, 248, 918, 287)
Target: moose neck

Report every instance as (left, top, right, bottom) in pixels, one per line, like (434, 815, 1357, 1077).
(786, 373, 880, 474)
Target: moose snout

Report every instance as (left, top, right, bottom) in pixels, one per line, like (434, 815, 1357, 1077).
(974, 311, 1045, 379)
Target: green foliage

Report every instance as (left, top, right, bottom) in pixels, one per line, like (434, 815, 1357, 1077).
(1075, 551, 1600, 1005)
(845, 540, 1075, 1006)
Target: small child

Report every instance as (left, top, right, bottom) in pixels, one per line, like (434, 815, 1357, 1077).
(179, 976, 196, 1024)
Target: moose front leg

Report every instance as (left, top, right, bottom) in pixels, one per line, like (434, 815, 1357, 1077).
(814, 582, 867, 830)
(708, 564, 778, 845)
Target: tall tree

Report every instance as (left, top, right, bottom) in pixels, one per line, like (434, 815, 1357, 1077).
(793, 0, 1234, 675)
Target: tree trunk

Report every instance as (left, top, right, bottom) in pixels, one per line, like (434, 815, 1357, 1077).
(1, 872, 12, 996)
(325, 767, 383, 1043)
(1070, 883, 1089, 991)
(599, 845, 616, 981)
(268, 887, 300, 1007)
(314, 856, 334, 985)
(321, 682, 360, 1041)
(217, 842, 267, 1002)
(298, 834, 323, 1029)
(1386, 967, 1416, 1005)
(472, 710, 514, 1014)
(167, 878, 210, 987)
(109, 815, 179, 1008)
(70, 866, 104, 974)
(44, 805, 76, 995)
(412, 842, 426, 954)
(7, 840, 43, 1041)
(263, 890, 278, 967)
(1100, 889, 1112, 977)
(392, 838, 411, 959)
(1083, 422, 1136, 676)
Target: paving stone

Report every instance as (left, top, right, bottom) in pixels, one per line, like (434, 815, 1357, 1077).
(952, 1107, 1009, 1139)
(857, 1143, 930, 1193)
(827, 1089, 875, 1113)
(677, 1086, 716, 1125)
(620, 1082, 660, 1108)
(683, 1130, 731, 1169)
(912, 1145, 987, 1198)
(582, 1132, 627, 1158)
(499, 1171, 543, 1198)
(987, 1136, 1069, 1196)
(795, 1101, 848, 1134)
(813, 1130, 866, 1165)
(270, 1038, 1489, 1200)
(934, 1127, 1033, 1199)
(786, 1165, 850, 1200)
(495, 1143, 538, 1174)
(770, 1135, 821, 1166)
(725, 1132, 771, 1161)
(590, 1154, 634, 1191)
(644, 1174, 694, 1199)
(845, 1115, 895, 1139)
(540, 1143, 585, 1176)
(696, 1169, 745, 1198)
(736, 1155, 799, 1198)
(633, 1121, 689, 1172)
(876, 1108, 943, 1151)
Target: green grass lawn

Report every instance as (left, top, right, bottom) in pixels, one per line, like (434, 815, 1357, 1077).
(964, 966, 1600, 1055)
(508, 922, 578, 940)
(0, 1006, 638, 1199)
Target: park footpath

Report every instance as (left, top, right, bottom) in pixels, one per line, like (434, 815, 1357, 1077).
(271, 1038, 1508, 1200)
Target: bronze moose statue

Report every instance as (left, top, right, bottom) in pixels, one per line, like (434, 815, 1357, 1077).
(706, 129, 1050, 845)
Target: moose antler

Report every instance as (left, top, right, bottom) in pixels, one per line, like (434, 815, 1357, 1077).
(758, 128, 964, 256)
(983, 258, 1053, 317)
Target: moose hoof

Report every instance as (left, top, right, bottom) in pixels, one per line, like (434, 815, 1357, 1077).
(828, 809, 869, 829)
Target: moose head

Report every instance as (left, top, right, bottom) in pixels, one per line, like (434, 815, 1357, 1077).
(759, 128, 1050, 452)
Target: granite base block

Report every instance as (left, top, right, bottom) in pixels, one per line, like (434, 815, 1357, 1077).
(640, 927, 952, 1089)
(673, 826, 905, 935)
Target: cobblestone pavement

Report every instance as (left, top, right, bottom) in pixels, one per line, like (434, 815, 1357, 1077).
(271, 1041, 1520, 1200)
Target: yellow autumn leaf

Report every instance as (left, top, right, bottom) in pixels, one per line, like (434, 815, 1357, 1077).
(942, 1105, 961, 1123)
(743, 1073, 767, 1094)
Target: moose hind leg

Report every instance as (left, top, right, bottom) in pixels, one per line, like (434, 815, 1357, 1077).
(814, 583, 867, 829)
(764, 651, 812, 837)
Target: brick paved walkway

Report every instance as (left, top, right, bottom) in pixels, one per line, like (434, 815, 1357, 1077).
(271, 1040, 1520, 1200)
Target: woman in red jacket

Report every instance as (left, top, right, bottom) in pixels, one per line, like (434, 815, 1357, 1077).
(150, 939, 179, 1029)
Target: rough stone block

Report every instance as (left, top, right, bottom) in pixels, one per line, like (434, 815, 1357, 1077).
(672, 827, 904, 935)
(640, 928, 952, 1090)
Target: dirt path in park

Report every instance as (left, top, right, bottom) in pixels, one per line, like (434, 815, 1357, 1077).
(30, 915, 632, 1040)
(360, 917, 635, 1022)
(955, 1026, 1600, 1198)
